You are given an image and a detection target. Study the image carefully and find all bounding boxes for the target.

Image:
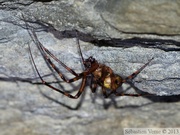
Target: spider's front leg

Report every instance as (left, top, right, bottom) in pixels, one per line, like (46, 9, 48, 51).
(123, 58, 154, 83)
(114, 58, 154, 97)
(90, 77, 98, 93)
(30, 30, 81, 79)
(28, 43, 88, 99)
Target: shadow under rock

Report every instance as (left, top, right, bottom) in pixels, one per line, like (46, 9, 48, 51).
(39, 88, 86, 110)
(14, 17, 180, 51)
(129, 81, 180, 103)
(0, 76, 179, 110)
(90, 81, 180, 110)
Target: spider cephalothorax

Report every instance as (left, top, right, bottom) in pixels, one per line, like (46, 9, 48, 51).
(84, 56, 98, 69)
(28, 28, 153, 99)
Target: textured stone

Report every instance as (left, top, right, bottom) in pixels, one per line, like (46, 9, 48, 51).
(0, 1, 180, 135)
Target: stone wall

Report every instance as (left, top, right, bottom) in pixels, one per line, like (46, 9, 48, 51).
(0, 1, 180, 135)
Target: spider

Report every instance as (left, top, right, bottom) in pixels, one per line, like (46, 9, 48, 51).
(28, 29, 154, 99)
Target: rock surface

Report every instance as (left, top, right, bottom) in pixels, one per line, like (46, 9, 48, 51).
(0, 1, 180, 135)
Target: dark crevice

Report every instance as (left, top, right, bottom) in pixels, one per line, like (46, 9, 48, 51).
(19, 18, 180, 52)
(0, 1, 34, 10)
(42, 30, 180, 52)
(0, 0, 54, 10)
(2, 16, 180, 52)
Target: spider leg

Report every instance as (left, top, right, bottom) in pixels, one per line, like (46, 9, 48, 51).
(76, 31, 85, 66)
(123, 58, 154, 83)
(102, 86, 108, 98)
(43, 76, 86, 99)
(31, 30, 79, 77)
(42, 46, 79, 76)
(29, 43, 87, 99)
(42, 75, 87, 99)
(44, 54, 85, 83)
(29, 30, 86, 83)
(90, 76, 97, 93)
(23, 17, 79, 77)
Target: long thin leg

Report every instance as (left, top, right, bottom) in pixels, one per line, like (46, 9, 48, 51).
(28, 29, 88, 83)
(31, 30, 79, 77)
(28, 43, 87, 99)
(43, 55, 84, 83)
(32, 39, 82, 82)
(123, 58, 154, 83)
(76, 31, 85, 66)
(21, 16, 75, 77)
(29, 29, 96, 84)
(116, 58, 154, 97)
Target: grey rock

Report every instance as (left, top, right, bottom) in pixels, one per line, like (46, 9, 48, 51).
(0, 1, 180, 135)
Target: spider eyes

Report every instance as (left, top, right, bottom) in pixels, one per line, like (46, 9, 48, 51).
(89, 56, 95, 62)
(84, 56, 96, 68)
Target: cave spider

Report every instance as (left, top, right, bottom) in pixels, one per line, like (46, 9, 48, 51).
(28, 29, 153, 99)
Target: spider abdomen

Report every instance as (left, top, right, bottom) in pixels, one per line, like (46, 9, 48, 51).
(92, 64, 123, 90)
